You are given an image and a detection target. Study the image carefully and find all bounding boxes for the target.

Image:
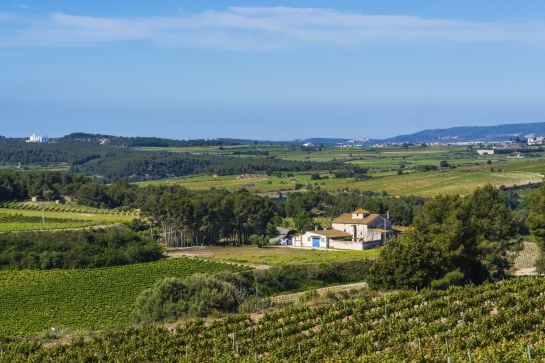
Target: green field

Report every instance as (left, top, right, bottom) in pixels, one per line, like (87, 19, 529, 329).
(172, 246, 379, 265)
(0, 163, 70, 171)
(0, 203, 135, 232)
(137, 145, 515, 168)
(0, 258, 245, 336)
(137, 169, 542, 197)
(0, 212, 98, 232)
(0, 207, 137, 224)
(134, 146, 545, 196)
(5, 277, 545, 361)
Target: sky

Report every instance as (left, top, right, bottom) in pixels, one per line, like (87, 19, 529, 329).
(2, 1, 545, 140)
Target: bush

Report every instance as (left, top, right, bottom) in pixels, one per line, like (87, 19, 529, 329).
(249, 235, 270, 247)
(134, 260, 372, 323)
(430, 269, 465, 289)
(135, 274, 244, 323)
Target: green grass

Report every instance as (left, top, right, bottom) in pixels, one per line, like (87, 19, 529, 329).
(0, 258, 245, 336)
(0, 222, 96, 232)
(0, 163, 69, 171)
(174, 246, 379, 266)
(0, 212, 101, 232)
(346, 170, 542, 196)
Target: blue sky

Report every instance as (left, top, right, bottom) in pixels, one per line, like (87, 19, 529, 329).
(2, 1, 545, 140)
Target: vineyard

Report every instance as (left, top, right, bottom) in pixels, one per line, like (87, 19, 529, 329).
(0, 212, 97, 232)
(0, 201, 139, 216)
(512, 241, 541, 275)
(3, 277, 545, 361)
(0, 206, 136, 224)
(0, 258, 245, 335)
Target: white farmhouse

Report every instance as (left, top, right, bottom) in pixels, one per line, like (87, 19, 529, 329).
(294, 209, 393, 250)
(476, 149, 494, 156)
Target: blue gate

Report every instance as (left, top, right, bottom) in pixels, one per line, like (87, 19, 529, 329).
(312, 237, 321, 248)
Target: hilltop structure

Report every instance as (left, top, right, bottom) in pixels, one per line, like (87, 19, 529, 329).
(26, 133, 49, 143)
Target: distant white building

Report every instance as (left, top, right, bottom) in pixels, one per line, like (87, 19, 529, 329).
(26, 133, 48, 143)
(528, 137, 544, 146)
(476, 149, 494, 156)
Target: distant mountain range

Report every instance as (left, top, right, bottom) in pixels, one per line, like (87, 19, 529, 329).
(376, 122, 545, 144)
(12, 122, 545, 147)
(293, 122, 545, 145)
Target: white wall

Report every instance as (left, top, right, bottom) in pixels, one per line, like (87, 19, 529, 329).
(332, 217, 390, 242)
(298, 232, 328, 248)
(329, 239, 364, 250)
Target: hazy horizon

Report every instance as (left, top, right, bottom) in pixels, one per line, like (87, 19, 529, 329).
(2, 1, 545, 139)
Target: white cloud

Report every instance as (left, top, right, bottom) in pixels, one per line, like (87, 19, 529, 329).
(13, 4, 35, 10)
(1, 7, 545, 50)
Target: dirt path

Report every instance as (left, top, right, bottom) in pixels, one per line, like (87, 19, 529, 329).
(165, 250, 272, 270)
(271, 282, 368, 304)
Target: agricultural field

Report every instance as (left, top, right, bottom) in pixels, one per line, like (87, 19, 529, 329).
(135, 146, 545, 196)
(511, 241, 541, 275)
(0, 212, 97, 232)
(0, 202, 138, 224)
(138, 168, 542, 197)
(0, 162, 69, 171)
(169, 246, 380, 266)
(0, 258, 245, 336)
(137, 144, 523, 168)
(1, 201, 138, 215)
(4, 277, 545, 361)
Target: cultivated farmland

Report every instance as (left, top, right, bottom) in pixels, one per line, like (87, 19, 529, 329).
(4, 277, 545, 361)
(0, 258, 245, 335)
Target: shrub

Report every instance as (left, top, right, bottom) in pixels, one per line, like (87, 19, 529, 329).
(430, 269, 465, 289)
(134, 274, 244, 323)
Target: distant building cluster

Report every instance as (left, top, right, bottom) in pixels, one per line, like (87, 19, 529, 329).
(527, 137, 544, 146)
(26, 133, 49, 143)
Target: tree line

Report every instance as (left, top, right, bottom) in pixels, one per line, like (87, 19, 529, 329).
(139, 187, 279, 247)
(284, 189, 426, 227)
(0, 227, 162, 270)
(369, 185, 522, 289)
(0, 172, 89, 202)
(0, 139, 351, 182)
(72, 152, 348, 182)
